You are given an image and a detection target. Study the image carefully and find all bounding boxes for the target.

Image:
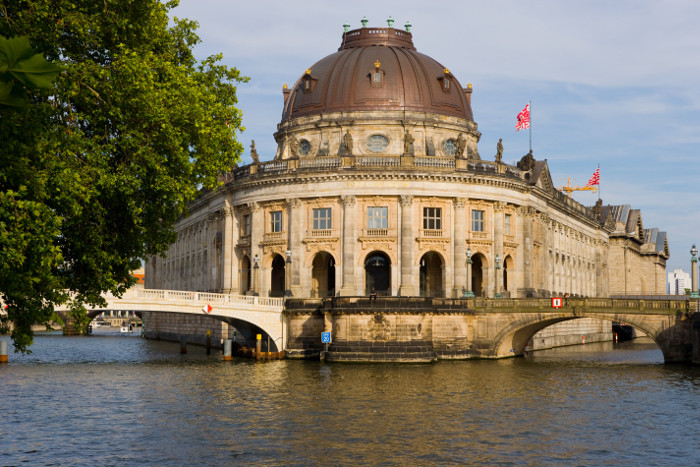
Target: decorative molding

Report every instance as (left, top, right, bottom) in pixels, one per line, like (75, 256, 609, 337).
(399, 195, 413, 207)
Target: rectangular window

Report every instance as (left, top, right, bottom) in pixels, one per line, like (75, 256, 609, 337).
(504, 214, 511, 235)
(313, 208, 332, 230)
(472, 210, 484, 232)
(374, 72, 381, 83)
(242, 214, 251, 236)
(270, 211, 283, 233)
(423, 207, 442, 230)
(367, 207, 388, 229)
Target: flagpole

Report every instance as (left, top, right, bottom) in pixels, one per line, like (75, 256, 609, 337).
(529, 100, 532, 153)
(597, 163, 601, 201)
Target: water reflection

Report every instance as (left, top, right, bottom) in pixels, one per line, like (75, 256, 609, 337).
(1, 333, 699, 465)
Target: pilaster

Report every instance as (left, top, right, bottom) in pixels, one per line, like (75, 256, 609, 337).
(399, 195, 417, 296)
(339, 195, 357, 296)
(452, 197, 467, 297)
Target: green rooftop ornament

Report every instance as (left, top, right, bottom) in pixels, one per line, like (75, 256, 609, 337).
(343, 22, 350, 33)
(387, 17, 394, 27)
(404, 21, 412, 32)
(361, 16, 368, 28)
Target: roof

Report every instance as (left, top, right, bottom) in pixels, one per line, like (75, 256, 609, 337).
(280, 26, 474, 123)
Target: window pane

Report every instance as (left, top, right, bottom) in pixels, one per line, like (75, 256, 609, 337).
(423, 207, 442, 230)
(367, 207, 388, 229)
(313, 208, 332, 230)
(504, 214, 511, 235)
(271, 211, 283, 232)
(471, 210, 484, 232)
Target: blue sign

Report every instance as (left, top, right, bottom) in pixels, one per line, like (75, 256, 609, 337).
(321, 332, 331, 343)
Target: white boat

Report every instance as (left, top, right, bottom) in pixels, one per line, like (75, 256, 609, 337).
(120, 323, 133, 333)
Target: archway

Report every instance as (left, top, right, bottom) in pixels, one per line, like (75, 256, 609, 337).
(365, 251, 390, 296)
(471, 253, 484, 297)
(503, 255, 514, 297)
(312, 252, 336, 297)
(240, 256, 251, 294)
(270, 254, 285, 297)
(419, 251, 444, 297)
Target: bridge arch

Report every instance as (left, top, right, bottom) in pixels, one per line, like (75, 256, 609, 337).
(490, 311, 683, 362)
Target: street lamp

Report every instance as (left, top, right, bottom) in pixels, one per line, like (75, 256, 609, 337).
(285, 249, 292, 297)
(252, 254, 259, 296)
(691, 244, 699, 298)
(464, 247, 474, 297)
(494, 254, 502, 299)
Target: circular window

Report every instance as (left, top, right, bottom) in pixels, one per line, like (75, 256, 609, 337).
(366, 134, 389, 153)
(443, 139, 457, 156)
(299, 139, 311, 156)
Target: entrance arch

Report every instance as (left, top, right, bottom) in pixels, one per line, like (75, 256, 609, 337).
(240, 256, 251, 294)
(270, 254, 285, 297)
(503, 255, 514, 297)
(312, 252, 336, 297)
(365, 251, 390, 296)
(419, 251, 444, 297)
(471, 253, 485, 297)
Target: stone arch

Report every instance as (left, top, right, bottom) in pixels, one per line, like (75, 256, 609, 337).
(364, 251, 391, 296)
(270, 254, 286, 297)
(312, 251, 336, 298)
(240, 255, 251, 294)
(419, 251, 444, 297)
(471, 252, 486, 297)
(489, 312, 671, 361)
(503, 254, 514, 297)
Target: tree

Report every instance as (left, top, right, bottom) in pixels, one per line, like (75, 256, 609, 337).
(0, 0, 247, 352)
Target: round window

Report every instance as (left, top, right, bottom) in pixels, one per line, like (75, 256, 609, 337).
(443, 139, 457, 156)
(366, 134, 389, 153)
(299, 139, 311, 156)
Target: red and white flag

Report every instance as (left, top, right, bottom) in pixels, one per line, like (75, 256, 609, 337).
(515, 103, 530, 131)
(202, 303, 212, 314)
(586, 167, 600, 186)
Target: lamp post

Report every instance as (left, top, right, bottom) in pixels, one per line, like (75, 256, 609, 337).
(465, 247, 474, 297)
(253, 254, 259, 296)
(691, 244, 699, 298)
(285, 249, 292, 297)
(494, 253, 502, 299)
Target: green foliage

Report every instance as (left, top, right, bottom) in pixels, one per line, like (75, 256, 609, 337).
(0, 0, 247, 352)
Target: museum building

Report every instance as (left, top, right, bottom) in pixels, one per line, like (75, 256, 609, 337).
(145, 21, 669, 302)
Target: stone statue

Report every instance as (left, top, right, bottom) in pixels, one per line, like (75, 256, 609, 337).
(289, 137, 299, 158)
(342, 130, 353, 155)
(517, 150, 535, 171)
(593, 198, 603, 219)
(455, 133, 466, 158)
(404, 130, 414, 155)
(495, 138, 503, 163)
(250, 140, 259, 164)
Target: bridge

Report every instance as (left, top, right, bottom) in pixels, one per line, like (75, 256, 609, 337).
(54, 289, 286, 350)
(52, 291, 700, 363)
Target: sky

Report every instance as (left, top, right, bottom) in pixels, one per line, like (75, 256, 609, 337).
(170, 0, 699, 274)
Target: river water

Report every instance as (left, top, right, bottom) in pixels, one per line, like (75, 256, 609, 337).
(2, 330, 699, 466)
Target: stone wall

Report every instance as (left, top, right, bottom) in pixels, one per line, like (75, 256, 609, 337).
(142, 311, 235, 348)
(529, 318, 612, 350)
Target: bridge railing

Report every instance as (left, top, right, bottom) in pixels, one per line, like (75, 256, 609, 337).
(472, 297, 696, 314)
(105, 289, 284, 308)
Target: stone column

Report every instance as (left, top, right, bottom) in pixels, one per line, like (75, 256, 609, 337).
(493, 202, 504, 297)
(249, 202, 263, 295)
(288, 198, 303, 297)
(399, 195, 417, 296)
(518, 206, 537, 297)
(339, 195, 357, 296)
(453, 198, 467, 297)
(221, 206, 234, 293)
(691, 246, 698, 298)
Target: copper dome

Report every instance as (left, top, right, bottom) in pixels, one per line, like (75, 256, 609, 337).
(280, 26, 474, 122)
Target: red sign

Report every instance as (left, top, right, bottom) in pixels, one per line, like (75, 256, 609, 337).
(202, 303, 212, 314)
(551, 297, 563, 308)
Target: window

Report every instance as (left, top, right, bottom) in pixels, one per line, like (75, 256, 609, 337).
(271, 211, 283, 232)
(367, 207, 388, 229)
(299, 139, 311, 156)
(366, 134, 389, 153)
(472, 210, 484, 232)
(374, 72, 382, 83)
(504, 214, 511, 235)
(444, 78, 450, 89)
(443, 139, 457, 156)
(242, 214, 251, 236)
(313, 208, 332, 230)
(423, 207, 442, 230)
